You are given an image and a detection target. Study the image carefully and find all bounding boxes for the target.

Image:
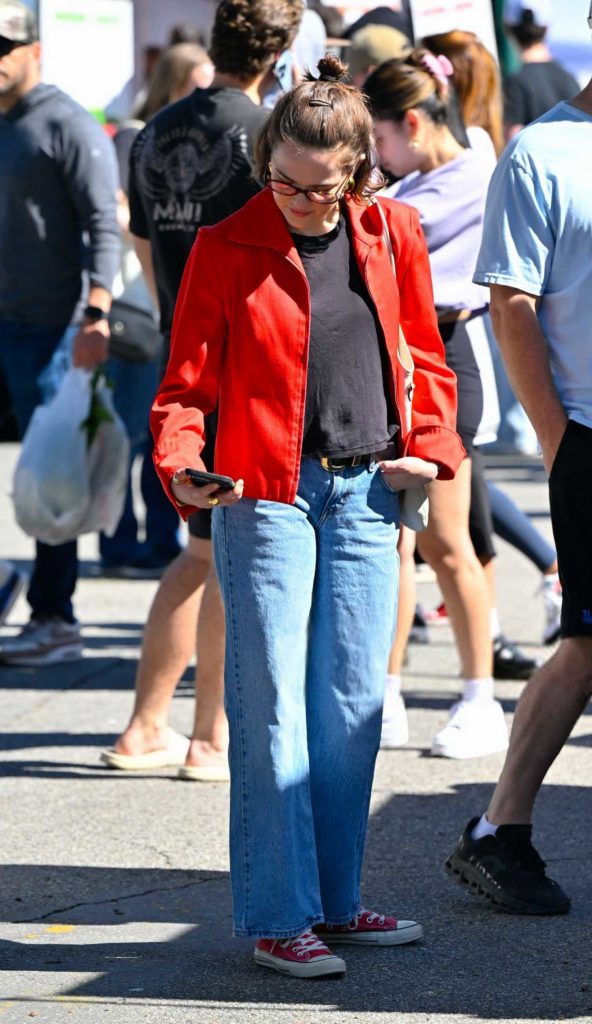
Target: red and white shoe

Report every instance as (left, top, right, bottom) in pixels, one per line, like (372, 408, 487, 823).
(254, 930, 346, 978)
(424, 602, 449, 626)
(314, 909, 423, 946)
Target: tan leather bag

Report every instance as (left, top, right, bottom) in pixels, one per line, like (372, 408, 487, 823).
(374, 200, 429, 532)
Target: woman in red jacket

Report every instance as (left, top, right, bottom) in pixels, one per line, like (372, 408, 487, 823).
(151, 55, 463, 979)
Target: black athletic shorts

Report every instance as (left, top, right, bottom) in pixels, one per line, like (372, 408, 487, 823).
(469, 447, 496, 562)
(548, 420, 592, 637)
(439, 318, 483, 453)
(187, 411, 217, 542)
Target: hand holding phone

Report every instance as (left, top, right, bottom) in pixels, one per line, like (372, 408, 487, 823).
(184, 468, 237, 491)
(171, 467, 243, 510)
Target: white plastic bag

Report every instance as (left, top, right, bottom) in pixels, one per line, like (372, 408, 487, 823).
(13, 368, 129, 545)
(84, 377, 130, 538)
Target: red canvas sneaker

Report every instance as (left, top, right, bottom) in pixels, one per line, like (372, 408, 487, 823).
(314, 909, 423, 946)
(254, 930, 346, 978)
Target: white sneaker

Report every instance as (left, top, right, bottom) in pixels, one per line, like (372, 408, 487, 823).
(0, 617, 83, 666)
(542, 574, 562, 645)
(431, 699, 509, 759)
(381, 685, 409, 748)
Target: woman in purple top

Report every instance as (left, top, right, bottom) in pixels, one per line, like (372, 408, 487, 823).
(365, 50, 507, 761)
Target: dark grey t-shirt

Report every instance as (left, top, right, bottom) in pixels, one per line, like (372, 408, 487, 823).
(504, 61, 579, 128)
(293, 216, 395, 458)
(0, 83, 120, 326)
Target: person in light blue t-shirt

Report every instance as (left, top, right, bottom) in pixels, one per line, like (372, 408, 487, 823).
(446, 11, 592, 918)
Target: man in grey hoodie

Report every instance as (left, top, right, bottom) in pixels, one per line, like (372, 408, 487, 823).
(0, 0, 120, 665)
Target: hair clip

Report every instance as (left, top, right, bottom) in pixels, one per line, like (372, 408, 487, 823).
(309, 97, 334, 108)
(420, 53, 454, 95)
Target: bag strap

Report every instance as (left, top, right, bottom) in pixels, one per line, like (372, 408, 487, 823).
(373, 199, 414, 375)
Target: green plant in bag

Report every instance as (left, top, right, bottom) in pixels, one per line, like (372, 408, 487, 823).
(81, 369, 114, 448)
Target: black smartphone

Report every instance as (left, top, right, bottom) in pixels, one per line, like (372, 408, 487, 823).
(184, 468, 236, 491)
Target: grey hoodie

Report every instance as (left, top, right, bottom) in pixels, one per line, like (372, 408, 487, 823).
(0, 83, 120, 325)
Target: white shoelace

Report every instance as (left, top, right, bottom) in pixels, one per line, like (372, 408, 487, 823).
(280, 931, 331, 957)
(354, 909, 385, 928)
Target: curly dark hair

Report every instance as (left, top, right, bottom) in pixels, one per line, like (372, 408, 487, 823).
(210, 0, 305, 80)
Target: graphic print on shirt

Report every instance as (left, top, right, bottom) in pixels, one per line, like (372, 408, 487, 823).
(135, 122, 250, 232)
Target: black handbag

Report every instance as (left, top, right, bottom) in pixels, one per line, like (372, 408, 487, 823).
(108, 300, 163, 363)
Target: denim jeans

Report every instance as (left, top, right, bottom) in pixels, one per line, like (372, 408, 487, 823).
(99, 356, 181, 566)
(212, 457, 400, 938)
(0, 320, 79, 622)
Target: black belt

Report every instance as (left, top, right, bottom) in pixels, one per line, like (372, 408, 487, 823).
(318, 453, 376, 472)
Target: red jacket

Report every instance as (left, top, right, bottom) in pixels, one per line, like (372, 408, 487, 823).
(152, 188, 464, 511)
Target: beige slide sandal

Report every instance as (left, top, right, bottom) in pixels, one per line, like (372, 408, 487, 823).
(177, 761, 230, 783)
(100, 728, 190, 770)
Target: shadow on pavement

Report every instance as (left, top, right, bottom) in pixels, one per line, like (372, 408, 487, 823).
(0, 732, 117, 751)
(0, 759, 195, 780)
(0, 658, 134, 691)
(1, 784, 591, 1019)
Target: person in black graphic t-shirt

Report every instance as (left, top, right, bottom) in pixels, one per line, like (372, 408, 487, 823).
(128, 89, 268, 339)
(503, 0, 579, 140)
(100, 0, 304, 782)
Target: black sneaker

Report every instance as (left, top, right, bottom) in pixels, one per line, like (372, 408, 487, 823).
(445, 817, 571, 915)
(493, 634, 539, 680)
(409, 607, 429, 645)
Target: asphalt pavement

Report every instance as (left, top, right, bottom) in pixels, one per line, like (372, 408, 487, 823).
(1, 442, 591, 1024)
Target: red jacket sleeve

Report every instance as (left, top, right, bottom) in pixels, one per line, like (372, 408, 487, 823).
(150, 227, 227, 514)
(394, 206, 466, 479)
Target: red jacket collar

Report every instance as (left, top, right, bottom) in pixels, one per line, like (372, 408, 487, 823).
(226, 186, 383, 253)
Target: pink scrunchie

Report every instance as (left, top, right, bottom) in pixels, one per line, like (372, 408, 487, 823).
(420, 53, 454, 95)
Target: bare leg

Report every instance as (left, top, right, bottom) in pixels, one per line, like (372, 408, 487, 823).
(114, 537, 211, 756)
(481, 557, 496, 610)
(186, 567, 228, 766)
(418, 458, 492, 680)
(488, 637, 592, 824)
(388, 526, 417, 675)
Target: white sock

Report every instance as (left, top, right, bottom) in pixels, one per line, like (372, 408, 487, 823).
(462, 677, 494, 703)
(471, 813, 498, 840)
(490, 607, 501, 640)
(386, 673, 401, 696)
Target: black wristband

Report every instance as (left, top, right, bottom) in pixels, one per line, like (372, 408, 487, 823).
(84, 304, 108, 322)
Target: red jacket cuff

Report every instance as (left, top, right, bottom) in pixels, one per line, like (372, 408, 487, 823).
(404, 425, 466, 480)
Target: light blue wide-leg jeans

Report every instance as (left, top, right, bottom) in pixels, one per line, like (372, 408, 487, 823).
(212, 458, 399, 938)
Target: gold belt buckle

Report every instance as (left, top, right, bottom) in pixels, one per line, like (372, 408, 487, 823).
(320, 454, 363, 471)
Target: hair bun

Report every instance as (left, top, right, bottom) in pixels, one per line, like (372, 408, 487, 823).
(316, 53, 349, 82)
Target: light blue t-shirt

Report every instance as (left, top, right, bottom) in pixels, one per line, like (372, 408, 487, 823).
(474, 101, 592, 428)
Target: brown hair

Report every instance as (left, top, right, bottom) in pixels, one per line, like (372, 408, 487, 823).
(209, 0, 304, 80)
(253, 54, 384, 201)
(422, 31, 504, 155)
(363, 48, 450, 126)
(137, 43, 210, 121)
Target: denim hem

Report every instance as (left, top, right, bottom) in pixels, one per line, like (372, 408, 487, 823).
(233, 913, 325, 940)
(321, 901, 363, 927)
